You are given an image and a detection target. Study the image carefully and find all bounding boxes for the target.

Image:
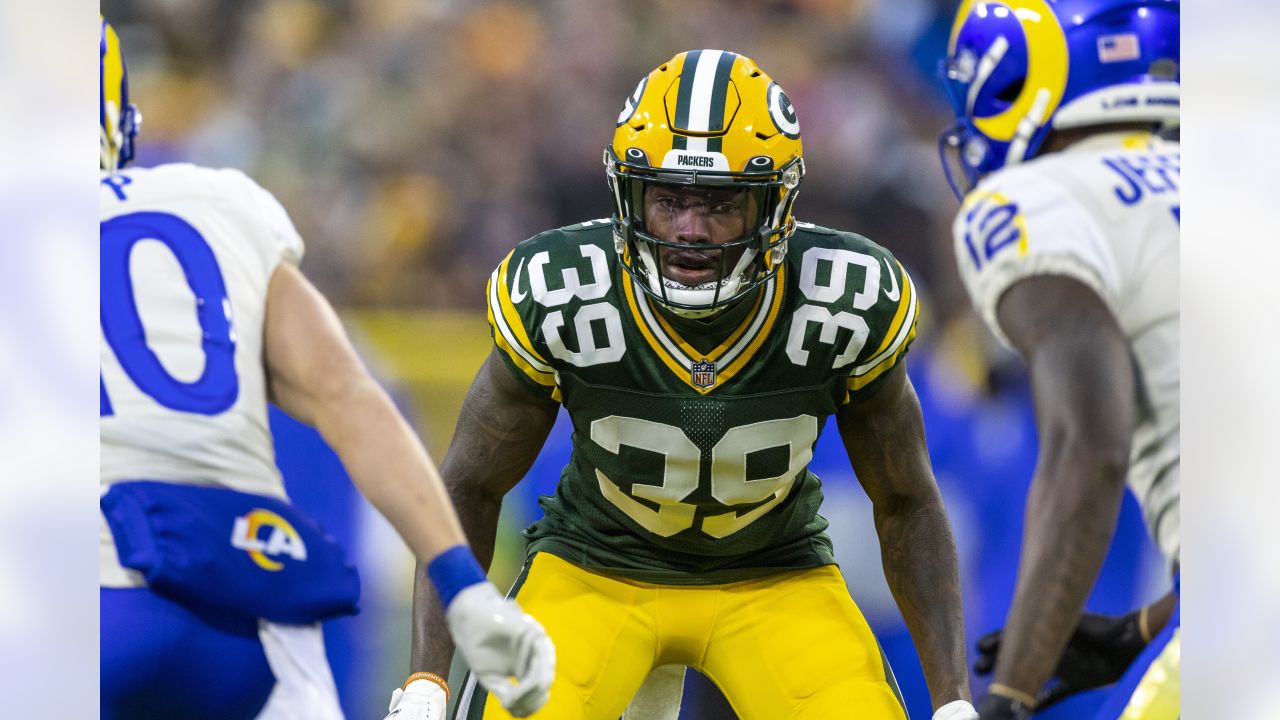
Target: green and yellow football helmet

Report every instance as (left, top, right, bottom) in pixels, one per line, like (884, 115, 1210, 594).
(606, 50, 804, 315)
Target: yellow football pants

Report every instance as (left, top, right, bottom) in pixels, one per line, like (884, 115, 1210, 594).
(456, 552, 907, 720)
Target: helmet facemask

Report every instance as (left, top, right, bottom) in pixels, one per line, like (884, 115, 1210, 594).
(607, 148, 802, 317)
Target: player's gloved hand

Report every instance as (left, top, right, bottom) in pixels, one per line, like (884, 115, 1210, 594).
(932, 699, 979, 720)
(975, 609, 1146, 709)
(975, 692, 1033, 720)
(383, 673, 448, 720)
(446, 582, 555, 717)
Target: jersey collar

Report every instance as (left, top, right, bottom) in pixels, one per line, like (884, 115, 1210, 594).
(623, 265, 786, 394)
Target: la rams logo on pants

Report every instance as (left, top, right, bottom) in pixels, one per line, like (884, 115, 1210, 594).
(231, 508, 308, 571)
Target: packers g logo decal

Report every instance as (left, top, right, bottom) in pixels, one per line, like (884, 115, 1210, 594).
(231, 508, 308, 571)
(767, 82, 800, 139)
(617, 77, 648, 126)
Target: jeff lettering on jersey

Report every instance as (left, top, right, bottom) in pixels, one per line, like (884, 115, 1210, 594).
(100, 164, 305, 587)
(488, 220, 919, 583)
(952, 132, 1181, 564)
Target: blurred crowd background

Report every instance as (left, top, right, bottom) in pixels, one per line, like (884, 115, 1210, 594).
(106, 0, 968, 314)
(102, 1, 1167, 718)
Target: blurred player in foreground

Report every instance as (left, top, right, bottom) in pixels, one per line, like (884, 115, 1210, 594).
(937, 1, 1180, 717)
(99, 18, 552, 720)
(393, 49, 977, 720)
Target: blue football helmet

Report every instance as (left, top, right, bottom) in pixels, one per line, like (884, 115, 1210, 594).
(939, 0, 1179, 198)
(101, 18, 141, 173)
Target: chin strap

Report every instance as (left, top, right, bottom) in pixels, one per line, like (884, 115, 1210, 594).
(639, 244, 760, 315)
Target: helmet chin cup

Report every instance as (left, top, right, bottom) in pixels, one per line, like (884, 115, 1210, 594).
(636, 243, 759, 316)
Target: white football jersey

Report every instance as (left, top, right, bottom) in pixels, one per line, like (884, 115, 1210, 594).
(100, 163, 304, 586)
(952, 132, 1180, 564)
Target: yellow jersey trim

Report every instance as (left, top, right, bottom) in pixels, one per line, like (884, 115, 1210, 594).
(487, 252, 562, 401)
(848, 270, 919, 394)
(649, 287, 764, 365)
(622, 278, 690, 386)
(622, 266, 786, 394)
(865, 260, 914, 360)
(715, 265, 787, 387)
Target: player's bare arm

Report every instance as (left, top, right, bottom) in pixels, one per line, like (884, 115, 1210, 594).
(836, 362, 971, 710)
(410, 348, 559, 676)
(975, 587, 1178, 710)
(988, 274, 1136, 701)
(268, 265, 556, 717)
(263, 260, 468, 564)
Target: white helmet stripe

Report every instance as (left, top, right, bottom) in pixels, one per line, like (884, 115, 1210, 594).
(686, 49, 725, 132)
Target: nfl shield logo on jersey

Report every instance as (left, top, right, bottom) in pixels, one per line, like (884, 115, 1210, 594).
(691, 359, 717, 389)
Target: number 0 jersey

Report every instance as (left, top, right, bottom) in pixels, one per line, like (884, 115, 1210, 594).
(488, 221, 919, 583)
(952, 132, 1180, 564)
(100, 164, 304, 586)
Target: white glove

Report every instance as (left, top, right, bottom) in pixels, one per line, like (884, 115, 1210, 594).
(933, 699, 979, 720)
(384, 674, 447, 720)
(446, 582, 555, 717)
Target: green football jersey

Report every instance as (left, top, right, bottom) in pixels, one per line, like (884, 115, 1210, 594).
(486, 220, 919, 584)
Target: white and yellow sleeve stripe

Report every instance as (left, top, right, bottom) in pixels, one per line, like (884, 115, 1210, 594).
(486, 251, 561, 401)
(847, 261, 918, 394)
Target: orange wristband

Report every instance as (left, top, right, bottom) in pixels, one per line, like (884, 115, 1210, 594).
(403, 671, 450, 702)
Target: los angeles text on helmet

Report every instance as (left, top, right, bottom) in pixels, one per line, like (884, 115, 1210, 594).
(1100, 94, 1180, 110)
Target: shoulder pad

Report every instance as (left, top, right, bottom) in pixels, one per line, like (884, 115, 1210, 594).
(784, 232, 919, 399)
(954, 169, 1117, 347)
(212, 167, 305, 263)
(487, 225, 620, 401)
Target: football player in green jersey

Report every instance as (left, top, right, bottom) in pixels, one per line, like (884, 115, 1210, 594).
(390, 50, 977, 720)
